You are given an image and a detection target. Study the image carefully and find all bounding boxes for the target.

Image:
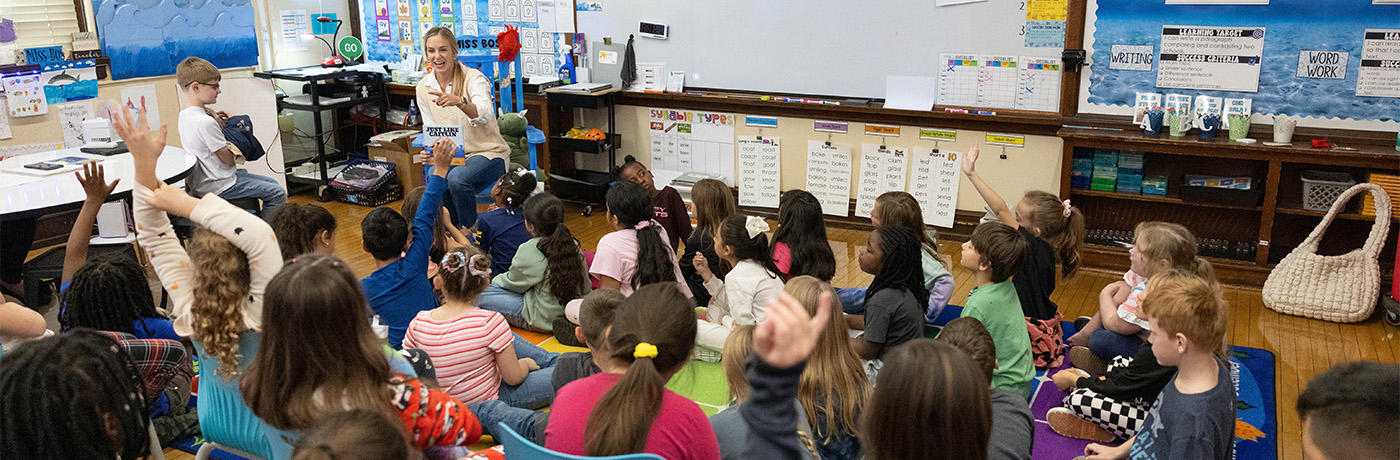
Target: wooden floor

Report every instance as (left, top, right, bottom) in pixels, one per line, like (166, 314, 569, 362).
(160, 194, 1397, 460)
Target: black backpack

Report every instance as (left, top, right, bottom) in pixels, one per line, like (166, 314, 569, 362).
(222, 115, 265, 162)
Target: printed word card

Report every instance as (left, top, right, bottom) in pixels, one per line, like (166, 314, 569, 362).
(648, 108, 737, 185)
(855, 144, 909, 218)
(805, 140, 853, 217)
(908, 148, 962, 229)
(736, 137, 781, 208)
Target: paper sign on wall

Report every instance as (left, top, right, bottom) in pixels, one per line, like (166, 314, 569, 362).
(280, 10, 309, 52)
(3, 71, 48, 117)
(1357, 30, 1400, 98)
(1109, 45, 1155, 71)
(119, 85, 159, 129)
(58, 102, 94, 148)
(908, 148, 962, 229)
(1156, 26, 1265, 92)
(736, 137, 781, 208)
(1297, 51, 1348, 79)
(0, 99, 11, 139)
(855, 144, 908, 218)
(806, 141, 852, 217)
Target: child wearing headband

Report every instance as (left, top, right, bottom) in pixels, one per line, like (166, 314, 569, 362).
(403, 244, 560, 412)
(693, 214, 784, 361)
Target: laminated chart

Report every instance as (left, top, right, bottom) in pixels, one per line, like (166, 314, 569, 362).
(1016, 56, 1062, 112)
(908, 148, 962, 229)
(938, 54, 980, 107)
(1357, 29, 1400, 98)
(855, 144, 909, 218)
(805, 141, 853, 217)
(736, 137, 781, 208)
(649, 109, 737, 186)
(977, 55, 1020, 109)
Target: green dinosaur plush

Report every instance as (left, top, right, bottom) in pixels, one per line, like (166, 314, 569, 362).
(497, 111, 530, 173)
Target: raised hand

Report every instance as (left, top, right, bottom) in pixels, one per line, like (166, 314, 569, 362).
(146, 183, 200, 218)
(693, 253, 713, 281)
(75, 161, 119, 202)
(427, 89, 464, 109)
(431, 137, 456, 171)
(754, 291, 831, 369)
(961, 143, 981, 176)
(111, 107, 168, 166)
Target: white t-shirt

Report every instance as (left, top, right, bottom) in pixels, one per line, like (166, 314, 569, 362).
(178, 106, 235, 195)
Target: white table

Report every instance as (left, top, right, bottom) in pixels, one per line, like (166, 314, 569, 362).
(0, 146, 196, 220)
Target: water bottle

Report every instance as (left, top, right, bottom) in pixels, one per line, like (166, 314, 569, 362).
(408, 103, 420, 127)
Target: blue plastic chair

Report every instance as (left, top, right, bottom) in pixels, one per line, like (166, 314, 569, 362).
(494, 422, 665, 460)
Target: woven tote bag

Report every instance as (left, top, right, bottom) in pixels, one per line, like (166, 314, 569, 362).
(1263, 183, 1392, 323)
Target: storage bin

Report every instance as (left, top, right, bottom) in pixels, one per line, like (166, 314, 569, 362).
(1301, 170, 1355, 212)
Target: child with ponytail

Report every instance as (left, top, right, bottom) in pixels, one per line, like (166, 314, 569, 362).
(477, 192, 590, 332)
(117, 107, 281, 378)
(477, 169, 539, 275)
(404, 244, 560, 410)
(590, 181, 693, 297)
(680, 178, 736, 306)
(545, 283, 720, 459)
(1069, 222, 1215, 365)
(693, 214, 784, 357)
(963, 144, 1086, 368)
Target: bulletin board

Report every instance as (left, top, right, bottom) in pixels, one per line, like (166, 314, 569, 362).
(93, 0, 259, 80)
(358, 0, 573, 78)
(1080, 0, 1400, 129)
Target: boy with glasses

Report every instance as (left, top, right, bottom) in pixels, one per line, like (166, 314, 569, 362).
(175, 57, 285, 221)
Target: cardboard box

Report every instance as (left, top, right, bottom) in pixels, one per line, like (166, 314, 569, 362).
(367, 130, 423, 191)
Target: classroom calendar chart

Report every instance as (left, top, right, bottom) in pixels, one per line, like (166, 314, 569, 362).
(977, 55, 1020, 109)
(1015, 56, 1062, 112)
(806, 141, 853, 217)
(736, 137, 781, 208)
(855, 144, 909, 219)
(907, 148, 962, 229)
(938, 54, 980, 107)
(648, 109, 737, 186)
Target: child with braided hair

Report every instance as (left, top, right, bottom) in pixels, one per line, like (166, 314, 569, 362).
(693, 214, 784, 358)
(477, 169, 539, 275)
(848, 226, 929, 363)
(116, 107, 282, 378)
(545, 283, 720, 459)
(0, 330, 152, 459)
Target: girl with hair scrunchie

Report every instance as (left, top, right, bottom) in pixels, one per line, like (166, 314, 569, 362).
(693, 214, 785, 359)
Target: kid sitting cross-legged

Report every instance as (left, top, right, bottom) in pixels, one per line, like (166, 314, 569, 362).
(958, 222, 1034, 398)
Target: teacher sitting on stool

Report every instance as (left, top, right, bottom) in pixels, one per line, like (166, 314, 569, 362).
(417, 27, 510, 229)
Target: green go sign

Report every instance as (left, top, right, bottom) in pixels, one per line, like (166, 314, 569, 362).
(338, 36, 364, 60)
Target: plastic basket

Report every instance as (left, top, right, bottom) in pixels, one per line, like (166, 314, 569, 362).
(331, 159, 398, 192)
(1301, 170, 1355, 212)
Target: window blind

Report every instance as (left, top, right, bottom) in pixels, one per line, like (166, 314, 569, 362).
(0, 0, 82, 50)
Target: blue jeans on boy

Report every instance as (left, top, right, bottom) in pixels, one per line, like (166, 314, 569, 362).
(835, 287, 868, 315)
(469, 400, 549, 445)
(1088, 328, 1144, 363)
(219, 170, 286, 222)
(498, 333, 559, 410)
(427, 156, 505, 229)
(478, 284, 532, 330)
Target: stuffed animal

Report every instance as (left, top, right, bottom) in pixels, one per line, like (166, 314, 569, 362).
(497, 109, 530, 173)
(496, 25, 521, 62)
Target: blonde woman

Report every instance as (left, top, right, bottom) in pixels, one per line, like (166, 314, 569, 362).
(417, 27, 511, 229)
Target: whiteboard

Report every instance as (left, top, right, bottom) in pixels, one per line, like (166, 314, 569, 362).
(576, 0, 1061, 99)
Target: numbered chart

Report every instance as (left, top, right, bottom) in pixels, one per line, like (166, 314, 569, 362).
(908, 148, 963, 229)
(977, 55, 1020, 109)
(736, 137, 782, 208)
(938, 53, 980, 107)
(855, 144, 909, 218)
(806, 141, 853, 217)
(1016, 56, 1062, 112)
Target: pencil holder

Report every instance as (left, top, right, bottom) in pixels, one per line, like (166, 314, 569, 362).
(1141, 109, 1164, 137)
(1167, 112, 1189, 137)
(1198, 114, 1220, 140)
(1228, 115, 1252, 140)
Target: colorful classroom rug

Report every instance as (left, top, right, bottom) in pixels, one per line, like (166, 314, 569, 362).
(1027, 323, 1278, 460)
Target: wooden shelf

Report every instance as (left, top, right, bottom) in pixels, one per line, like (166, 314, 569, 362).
(1060, 128, 1400, 168)
(1274, 206, 1400, 223)
(1070, 188, 1263, 212)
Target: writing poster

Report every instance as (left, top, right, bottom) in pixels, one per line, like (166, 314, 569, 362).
(1025, 20, 1066, 48)
(1156, 26, 1265, 92)
(736, 137, 781, 208)
(58, 102, 94, 148)
(855, 144, 908, 219)
(648, 109, 737, 185)
(908, 148, 962, 228)
(1357, 29, 1400, 98)
(805, 141, 852, 217)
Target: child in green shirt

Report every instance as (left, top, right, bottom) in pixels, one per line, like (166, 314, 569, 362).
(959, 222, 1035, 398)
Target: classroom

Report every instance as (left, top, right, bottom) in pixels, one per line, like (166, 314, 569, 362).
(0, 0, 1397, 459)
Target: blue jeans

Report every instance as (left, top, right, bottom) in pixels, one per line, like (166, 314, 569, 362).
(428, 156, 505, 229)
(1088, 328, 1144, 363)
(469, 399, 549, 445)
(219, 170, 286, 222)
(477, 284, 531, 330)
(499, 334, 559, 410)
